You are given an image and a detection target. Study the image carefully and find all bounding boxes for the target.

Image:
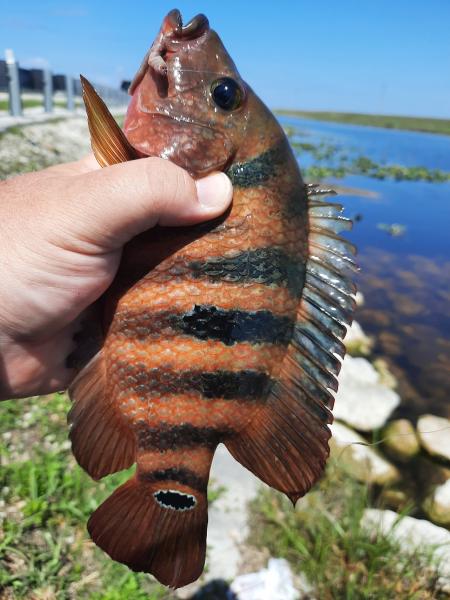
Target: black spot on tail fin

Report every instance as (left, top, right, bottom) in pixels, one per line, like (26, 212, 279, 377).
(226, 185, 356, 503)
(88, 473, 208, 588)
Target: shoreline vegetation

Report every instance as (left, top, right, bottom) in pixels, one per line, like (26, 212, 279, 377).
(276, 110, 450, 137)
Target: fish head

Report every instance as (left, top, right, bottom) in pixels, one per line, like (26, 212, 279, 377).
(124, 9, 250, 176)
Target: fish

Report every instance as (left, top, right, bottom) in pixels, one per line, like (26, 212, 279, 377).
(69, 8, 357, 589)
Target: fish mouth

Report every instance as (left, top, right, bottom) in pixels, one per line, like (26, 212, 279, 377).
(129, 10, 210, 96)
(165, 9, 210, 40)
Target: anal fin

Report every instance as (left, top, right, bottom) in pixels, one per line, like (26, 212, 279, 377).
(68, 352, 136, 480)
(226, 185, 356, 503)
(225, 365, 332, 504)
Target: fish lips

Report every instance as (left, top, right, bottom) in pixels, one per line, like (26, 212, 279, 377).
(124, 112, 235, 176)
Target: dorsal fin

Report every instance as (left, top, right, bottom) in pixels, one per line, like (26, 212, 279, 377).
(80, 74, 138, 167)
(225, 184, 357, 503)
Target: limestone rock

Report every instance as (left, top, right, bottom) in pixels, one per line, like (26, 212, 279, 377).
(177, 445, 263, 598)
(417, 415, 450, 463)
(355, 291, 365, 307)
(344, 321, 373, 356)
(361, 509, 450, 593)
(423, 479, 450, 527)
(334, 356, 400, 431)
(379, 487, 410, 512)
(329, 422, 399, 485)
(205, 445, 262, 580)
(382, 419, 420, 461)
(373, 358, 397, 390)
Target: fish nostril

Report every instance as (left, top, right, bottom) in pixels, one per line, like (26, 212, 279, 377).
(152, 69, 169, 99)
(154, 490, 197, 511)
(166, 9, 182, 32)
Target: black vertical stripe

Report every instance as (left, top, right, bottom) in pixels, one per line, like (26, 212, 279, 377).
(138, 468, 207, 492)
(226, 141, 287, 187)
(115, 364, 273, 400)
(114, 305, 294, 346)
(188, 248, 305, 296)
(173, 305, 293, 346)
(136, 423, 233, 450)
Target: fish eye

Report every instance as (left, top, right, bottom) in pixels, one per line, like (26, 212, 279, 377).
(210, 77, 243, 111)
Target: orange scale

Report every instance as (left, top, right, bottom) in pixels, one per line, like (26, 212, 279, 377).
(105, 337, 286, 374)
(118, 280, 296, 316)
(138, 446, 214, 472)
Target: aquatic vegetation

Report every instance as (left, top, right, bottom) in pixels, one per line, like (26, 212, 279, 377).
(353, 156, 450, 182)
(290, 143, 450, 182)
(377, 223, 407, 237)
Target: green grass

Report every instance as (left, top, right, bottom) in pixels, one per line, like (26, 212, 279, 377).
(276, 109, 450, 136)
(0, 393, 175, 599)
(249, 464, 444, 599)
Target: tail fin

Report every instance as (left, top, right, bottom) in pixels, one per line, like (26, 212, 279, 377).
(88, 473, 208, 588)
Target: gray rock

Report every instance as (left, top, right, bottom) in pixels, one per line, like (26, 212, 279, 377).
(423, 479, 450, 527)
(382, 419, 420, 461)
(329, 421, 399, 485)
(417, 415, 450, 463)
(373, 358, 398, 390)
(177, 445, 263, 598)
(361, 509, 450, 593)
(206, 445, 263, 580)
(334, 356, 400, 431)
(355, 291, 365, 307)
(344, 321, 373, 356)
(379, 487, 410, 512)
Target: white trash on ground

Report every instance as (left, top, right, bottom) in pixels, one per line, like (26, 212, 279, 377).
(230, 558, 301, 600)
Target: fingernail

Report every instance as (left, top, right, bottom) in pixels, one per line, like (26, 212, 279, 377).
(196, 172, 233, 210)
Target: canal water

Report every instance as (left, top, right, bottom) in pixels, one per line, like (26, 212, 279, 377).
(281, 116, 450, 419)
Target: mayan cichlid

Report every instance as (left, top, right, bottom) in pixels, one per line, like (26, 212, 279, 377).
(69, 9, 357, 588)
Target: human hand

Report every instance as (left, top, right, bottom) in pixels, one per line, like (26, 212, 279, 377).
(0, 156, 232, 400)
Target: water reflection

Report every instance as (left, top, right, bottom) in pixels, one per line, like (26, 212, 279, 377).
(282, 116, 450, 418)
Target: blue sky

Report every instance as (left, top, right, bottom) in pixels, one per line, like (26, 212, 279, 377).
(1, 0, 449, 117)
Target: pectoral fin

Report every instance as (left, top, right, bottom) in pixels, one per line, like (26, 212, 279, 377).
(80, 74, 138, 167)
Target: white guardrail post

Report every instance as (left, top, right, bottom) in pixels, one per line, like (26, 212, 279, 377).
(5, 49, 22, 116)
(65, 75, 75, 111)
(43, 69, 53, 113)
(2, 50, 127, 117)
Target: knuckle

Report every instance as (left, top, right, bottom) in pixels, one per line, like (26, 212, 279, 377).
(144, 157, 195, 209)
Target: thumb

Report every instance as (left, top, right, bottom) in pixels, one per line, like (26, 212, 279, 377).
(51, 157, 233, 250)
